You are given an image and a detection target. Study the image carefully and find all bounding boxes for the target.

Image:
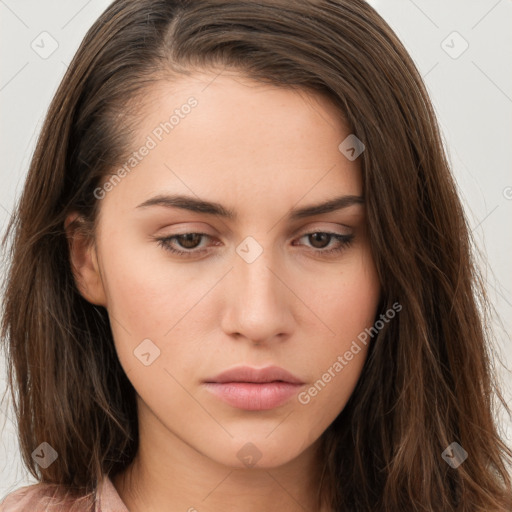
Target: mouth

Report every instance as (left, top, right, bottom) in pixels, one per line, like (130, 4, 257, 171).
(203, 365, 305, 411)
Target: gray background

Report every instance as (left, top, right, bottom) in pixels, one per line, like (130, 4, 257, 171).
(1, 0, 511, 496)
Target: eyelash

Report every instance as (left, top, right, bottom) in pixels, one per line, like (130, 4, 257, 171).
(154, 231, 354, 258)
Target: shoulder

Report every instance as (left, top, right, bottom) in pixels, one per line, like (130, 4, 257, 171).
(0, 482, 95, 512)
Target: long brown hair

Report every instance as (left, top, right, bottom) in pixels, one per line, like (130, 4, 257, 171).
(2, 0, 511, 510)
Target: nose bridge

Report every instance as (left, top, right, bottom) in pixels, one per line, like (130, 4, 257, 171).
(234, 237, 282, 310)
(220, 235, 292, 341)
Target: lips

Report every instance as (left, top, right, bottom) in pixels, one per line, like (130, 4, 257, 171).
(205, 365, 304, 385)
(203, 365, 304, 411)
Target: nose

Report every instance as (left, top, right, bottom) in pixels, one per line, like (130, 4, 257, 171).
(219, 242, 295, 345)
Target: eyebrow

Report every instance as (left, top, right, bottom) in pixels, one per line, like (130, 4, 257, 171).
(136, 193, 364, 221)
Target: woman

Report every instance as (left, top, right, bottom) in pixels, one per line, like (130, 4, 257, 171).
(1, 0, 511, 510)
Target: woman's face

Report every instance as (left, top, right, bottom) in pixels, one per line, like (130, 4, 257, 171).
(72, 72, 380, 469)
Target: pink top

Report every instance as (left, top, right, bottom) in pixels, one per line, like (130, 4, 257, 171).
(0, 476, 129, 512)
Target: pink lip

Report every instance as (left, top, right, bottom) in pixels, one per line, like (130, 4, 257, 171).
(203, 365, 304, 411)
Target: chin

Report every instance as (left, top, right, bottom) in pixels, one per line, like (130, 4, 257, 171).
(204, 431, 317, 470)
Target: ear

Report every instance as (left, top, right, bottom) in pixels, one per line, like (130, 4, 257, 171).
(65, 212, 107, 306)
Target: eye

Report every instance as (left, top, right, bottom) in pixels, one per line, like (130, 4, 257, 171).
(155, 233, 213, 257)
(154, 230, 354, 258)
(294, 231, 354, 255)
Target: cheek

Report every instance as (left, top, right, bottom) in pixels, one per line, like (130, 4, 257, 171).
(96, 233, 203, 372)
(295, 247, 380, 413)
(98, 229, 205, 328)
(306, 246, 380, 342)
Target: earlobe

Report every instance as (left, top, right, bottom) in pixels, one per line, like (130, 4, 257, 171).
(65, 213, 107, 307)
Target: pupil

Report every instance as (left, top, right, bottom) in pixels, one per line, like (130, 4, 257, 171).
(310, 233, 330, 249)
(178, 233, 201, 249)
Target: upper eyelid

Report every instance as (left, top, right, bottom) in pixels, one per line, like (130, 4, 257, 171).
(159, 228, 352, 242)
(157, 222, 354, 237)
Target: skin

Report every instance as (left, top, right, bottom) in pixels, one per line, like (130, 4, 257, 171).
(67, 71, 381, 512)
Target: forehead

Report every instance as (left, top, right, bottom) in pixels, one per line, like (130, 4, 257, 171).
(99, 71, 363, 218)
